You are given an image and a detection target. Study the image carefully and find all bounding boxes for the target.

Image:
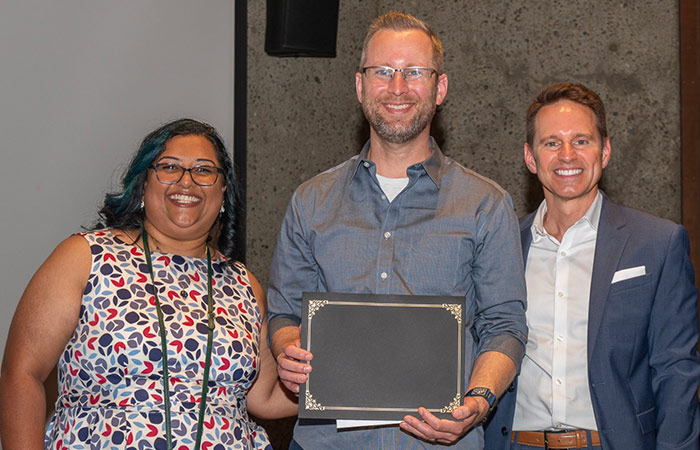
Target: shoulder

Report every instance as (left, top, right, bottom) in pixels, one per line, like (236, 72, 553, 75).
(441, 157, 516, 219)
(599, 200, 691, 269)
(293, 155, 360, 199)
(284, 155, 362, 224)
(442, 156, 511, 197)
(55, 233, 93, 257)
(76, 228, 134, 248)
(34, 233, 93, 291)
(603, 199, 683, 238)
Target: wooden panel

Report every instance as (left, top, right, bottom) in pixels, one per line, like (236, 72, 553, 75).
(680, 0, 700, 361)
(681, 0, 700, 284)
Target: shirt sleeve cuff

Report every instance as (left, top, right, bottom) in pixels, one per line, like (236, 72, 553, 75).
(268, 314, 302, 339)
(478, 333, 526, 373)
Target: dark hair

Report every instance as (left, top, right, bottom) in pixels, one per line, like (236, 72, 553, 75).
(97, 118, 240, 261)
(526, 82, 608, 147)
(359, 11, 444, 74)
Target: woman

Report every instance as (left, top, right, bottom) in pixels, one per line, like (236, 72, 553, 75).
(0, 119, 296, 449)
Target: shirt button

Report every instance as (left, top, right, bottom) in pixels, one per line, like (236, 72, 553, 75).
(560, 251, 566, 257)
(383, 232, 391, 239)
(363, 161, 370, 168)
(380, 272, 388, 280)
(556, 378, 562, 385)
(557, 291, 564, 297)
(556, 335, 564, 342)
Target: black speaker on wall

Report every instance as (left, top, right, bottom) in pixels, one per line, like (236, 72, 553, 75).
(265, 0, 339, 57)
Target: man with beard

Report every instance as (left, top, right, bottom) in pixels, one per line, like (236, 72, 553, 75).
(267, 11, 528, 449)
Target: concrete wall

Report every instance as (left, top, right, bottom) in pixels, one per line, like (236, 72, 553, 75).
(246, 1, 680, 291)
(247, 3, 679, 446)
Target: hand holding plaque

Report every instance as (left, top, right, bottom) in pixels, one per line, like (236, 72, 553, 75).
(271, 325, 312, 394)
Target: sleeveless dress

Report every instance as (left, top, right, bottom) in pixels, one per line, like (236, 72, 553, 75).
(44, 230, 273, 450)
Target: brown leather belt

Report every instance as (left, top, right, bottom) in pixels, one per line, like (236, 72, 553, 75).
(511, 430, 601, 449)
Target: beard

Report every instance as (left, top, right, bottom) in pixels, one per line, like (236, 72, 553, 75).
(361, 84, 438, 144)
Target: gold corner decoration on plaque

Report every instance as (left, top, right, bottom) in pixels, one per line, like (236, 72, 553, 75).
(439, 393, 462, 414)
(308, 300, 329, 319)
(442, 303, 462, 324)
(305, 392, 325, 411)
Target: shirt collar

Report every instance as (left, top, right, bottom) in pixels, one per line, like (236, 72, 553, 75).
(353, 137, 445, 189)
(531, 190, 603, 240)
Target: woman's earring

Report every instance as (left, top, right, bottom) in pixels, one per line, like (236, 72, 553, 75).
(140, 199, 145, 210)
(219, 204, 225, 217)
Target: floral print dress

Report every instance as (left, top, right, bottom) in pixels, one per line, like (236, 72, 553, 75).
(44, 230, 272, 450)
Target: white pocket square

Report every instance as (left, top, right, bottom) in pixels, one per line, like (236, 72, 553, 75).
(611, 265, 646, 284)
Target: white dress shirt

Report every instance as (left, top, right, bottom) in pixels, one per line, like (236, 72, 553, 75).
(513, 191, 603, 431)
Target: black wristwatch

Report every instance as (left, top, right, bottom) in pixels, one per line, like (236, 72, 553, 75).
(465, 387, 496, 411)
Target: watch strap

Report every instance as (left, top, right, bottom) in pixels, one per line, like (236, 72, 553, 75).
(465, 387, 496, 409)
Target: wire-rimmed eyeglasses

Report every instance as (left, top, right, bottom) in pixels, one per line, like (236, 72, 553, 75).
(150, 162, 224, 186)
(362, 66, 437, 83)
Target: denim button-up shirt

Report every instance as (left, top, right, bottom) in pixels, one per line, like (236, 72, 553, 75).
(268, 140, 527, 449)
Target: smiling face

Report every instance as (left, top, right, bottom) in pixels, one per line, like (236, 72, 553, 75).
(355, 29, 447, 145)
(525, 99, 611, 211)
(142, 134, 225, 244)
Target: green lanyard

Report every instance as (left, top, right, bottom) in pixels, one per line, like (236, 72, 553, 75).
(142, 230, 215, 450)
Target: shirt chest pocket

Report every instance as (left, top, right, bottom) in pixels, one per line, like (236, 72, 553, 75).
(602, 273, 654, 343)
(608, 272, 653, 294)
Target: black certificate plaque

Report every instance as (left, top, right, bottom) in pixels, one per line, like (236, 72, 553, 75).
(299, 292, 465, 421)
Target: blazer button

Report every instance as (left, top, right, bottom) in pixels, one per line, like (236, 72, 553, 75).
(501, 427, 508, 436)
(508, 384, 515, 392)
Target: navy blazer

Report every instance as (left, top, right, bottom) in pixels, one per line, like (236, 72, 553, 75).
(485, 195, 700, 450)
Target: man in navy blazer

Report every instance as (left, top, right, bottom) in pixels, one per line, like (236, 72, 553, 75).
(485, 82, 700, 450)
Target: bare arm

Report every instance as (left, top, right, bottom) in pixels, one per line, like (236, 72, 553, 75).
(400, 351, 516, 445)
(0, 235, 90, 449)
(245, 272, 298, 419)
(269, 325, 312, 394)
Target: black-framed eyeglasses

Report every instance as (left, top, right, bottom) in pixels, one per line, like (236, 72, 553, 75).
(362, 66, 437, 83)
(151, 162, 224, 186)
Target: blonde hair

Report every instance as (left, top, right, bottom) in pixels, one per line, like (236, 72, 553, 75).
(359, 11, 444, 74)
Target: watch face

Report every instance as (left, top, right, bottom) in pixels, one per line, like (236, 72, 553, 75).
(467, 387, 495, 408)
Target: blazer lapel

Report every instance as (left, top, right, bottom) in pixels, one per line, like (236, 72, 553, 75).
(520, 211, 536, 265)
(587, 196, 630, 360)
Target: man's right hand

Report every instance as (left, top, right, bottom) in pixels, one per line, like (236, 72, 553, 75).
(270, 325, 313, 394)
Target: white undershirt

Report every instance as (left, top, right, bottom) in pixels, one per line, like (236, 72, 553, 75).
(513, 191, 603, 431)
(376, 174, 409, 203)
